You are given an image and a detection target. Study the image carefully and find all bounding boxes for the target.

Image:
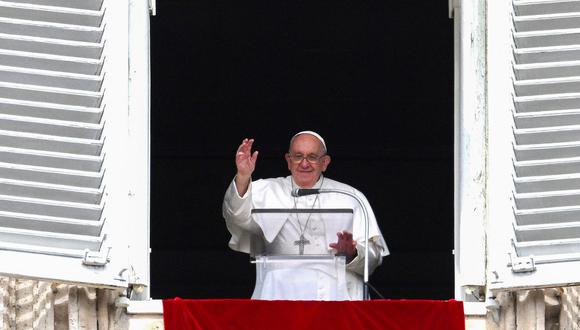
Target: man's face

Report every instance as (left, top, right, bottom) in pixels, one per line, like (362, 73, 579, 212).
(285, 134, 331, 188)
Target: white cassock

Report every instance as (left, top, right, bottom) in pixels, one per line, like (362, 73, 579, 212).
(222, 175, 389, 300)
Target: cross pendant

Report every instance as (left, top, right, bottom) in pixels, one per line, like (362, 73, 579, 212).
(294, 235, 310, 255)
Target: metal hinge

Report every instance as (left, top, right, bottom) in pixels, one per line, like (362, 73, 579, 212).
(509, 254, 536, 273)
(82, 247, 111, 266)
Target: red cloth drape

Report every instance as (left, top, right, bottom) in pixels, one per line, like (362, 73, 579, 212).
(163, 298, 465, 330)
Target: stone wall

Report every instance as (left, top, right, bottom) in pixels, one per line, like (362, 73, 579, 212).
(0, 277, 128, 330)
(488, 287, 580, 330)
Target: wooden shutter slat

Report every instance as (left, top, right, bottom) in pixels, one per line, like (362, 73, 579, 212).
(0, 114, 103, 139)
(0, 146, 103, 171)
(515, 221, 580, 241)
(0, 99, 103, 123)
(5, 0, 104, 11)
(514, 110, 580, 128)
(0, 33, 104, 59)
(0, 211, 104, 236)
(515, 13, 580, 32)
(0, 162, 103, 188)
(515, 174, 580, 193)
(0, 178, 102, 203)
(0, 194, 103, 220)
(0, 227, 104, 250)
(515, 94, 580, 112)
(515, 61, 580, 79)
(514, 0, 580, 16)
(0, 2, 104, 27)
(0, 83, 102, 107)
(0, 130, 103, 155)
(515, 45, 580, 64)
(515, 78, 580, 96)
(515, 206, 580, 225)
(515, 159, 580, 176)
(515, 29, 580, 48)
(0, 49, 103, 75)
(0, 65, 103, 92)
(513, 238, 580, 256)
(515, 190, 580, 209)
(0, 18, 104, 42)
(515, 126, 580, 144)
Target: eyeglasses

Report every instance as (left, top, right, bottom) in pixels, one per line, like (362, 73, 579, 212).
(287, 153, 326, 164)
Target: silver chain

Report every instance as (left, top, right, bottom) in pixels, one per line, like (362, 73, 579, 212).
(291, 176, 325, 237)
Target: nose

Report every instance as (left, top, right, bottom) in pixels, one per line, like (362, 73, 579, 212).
(299, 158, 310, 167)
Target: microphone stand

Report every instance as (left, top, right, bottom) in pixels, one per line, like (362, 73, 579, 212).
(292, 188, 371, 300)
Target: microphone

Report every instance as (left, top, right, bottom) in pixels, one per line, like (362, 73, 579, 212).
(291, 188, 320, 197)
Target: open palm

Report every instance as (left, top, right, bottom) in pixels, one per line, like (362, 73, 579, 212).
(236, 138, 258, 178)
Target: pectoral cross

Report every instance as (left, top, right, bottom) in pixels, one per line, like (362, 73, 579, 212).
(294, 234, 310, 255)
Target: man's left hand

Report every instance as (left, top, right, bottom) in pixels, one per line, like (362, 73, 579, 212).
(329, 231, 358, 263)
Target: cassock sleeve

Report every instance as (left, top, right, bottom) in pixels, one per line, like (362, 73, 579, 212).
(345, 238, 384, 276)
(345, 188, 389, 276)
(222, 178, 261, 254)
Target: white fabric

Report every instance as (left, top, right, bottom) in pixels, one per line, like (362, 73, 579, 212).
(252, 210, 353, 246)
(292, 130, 327, 151)
(222, 175, 389, 300)
(253, 256, 349, 301)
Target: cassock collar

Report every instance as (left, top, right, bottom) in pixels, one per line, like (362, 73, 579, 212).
(289, 175, 325, 190)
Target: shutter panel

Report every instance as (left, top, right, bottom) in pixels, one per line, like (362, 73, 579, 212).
(492, 0, 580, 290)
(0, 0, 140, 288)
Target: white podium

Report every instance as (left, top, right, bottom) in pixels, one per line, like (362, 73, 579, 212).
(250, 208, 353, 301)
(252, 255, 348, 300)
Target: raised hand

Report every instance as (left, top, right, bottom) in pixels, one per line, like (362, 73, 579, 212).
(329, 231, 358, 263)
(234, 138, 258, 196)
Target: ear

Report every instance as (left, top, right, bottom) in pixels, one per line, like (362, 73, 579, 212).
(285, 153, 292, 170)
(321, 155, 331, 172)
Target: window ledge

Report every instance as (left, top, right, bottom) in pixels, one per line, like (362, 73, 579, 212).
(126, 299, 487, 316)
(463, 302, 487, 316)
(127, 299, 163, 314)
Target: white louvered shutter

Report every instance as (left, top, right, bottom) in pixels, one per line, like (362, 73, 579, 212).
(490, 0, 580, 290)
(0, 0, 149, 288)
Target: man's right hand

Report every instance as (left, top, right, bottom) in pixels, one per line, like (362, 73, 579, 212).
(234, 138, 258, 196)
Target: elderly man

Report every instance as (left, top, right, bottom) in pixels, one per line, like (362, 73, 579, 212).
(222, 131, 388, 300)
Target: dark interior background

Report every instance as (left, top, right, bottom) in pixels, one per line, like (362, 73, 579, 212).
(150, 1, 454, 299)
